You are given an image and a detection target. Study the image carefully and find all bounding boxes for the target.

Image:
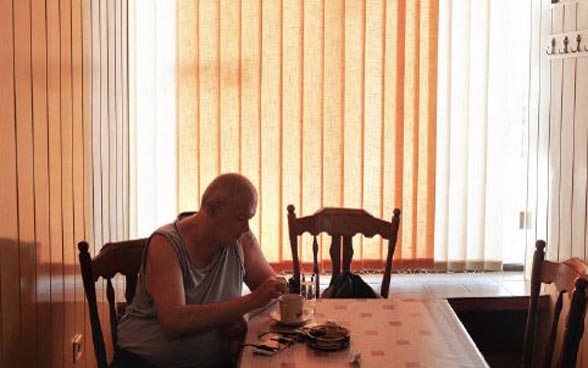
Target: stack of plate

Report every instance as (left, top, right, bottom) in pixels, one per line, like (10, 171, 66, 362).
(306, 324, 350, 351)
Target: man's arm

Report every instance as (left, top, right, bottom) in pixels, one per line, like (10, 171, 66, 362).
(240, 231, 278, 291)
(145, 234, 285, 337)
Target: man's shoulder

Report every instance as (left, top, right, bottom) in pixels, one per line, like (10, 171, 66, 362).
(238, 231, 258, 248)
(152, 222, 175, 236)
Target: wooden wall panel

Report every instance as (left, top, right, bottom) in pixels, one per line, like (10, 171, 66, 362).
(31, 0, 52, 365)
(571, 2, 588, 260)
(0, 0, 128, 366)
(558, 5, 577, 261)
(547, 8, 564, 261)
(47, 0, 66, 366)
(535, 0, 588, 263)
(81, 0, 94, 365)
(60, 1, 77, 367)
(71, 1, 86, 367)
(0, 0, 20, 365)
(578, 2, 588, 263)
(91, 0, 103, 251)
(531, 0, 553, 271)
(13, 0, 37, 366)
(530, 0, 588, 363)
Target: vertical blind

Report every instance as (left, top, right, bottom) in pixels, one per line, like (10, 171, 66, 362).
(434, 0, 532, 271)
(175, 0, 438, 270)
(129, 0, 178, 237)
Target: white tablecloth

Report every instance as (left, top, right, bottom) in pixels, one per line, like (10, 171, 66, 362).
(239, 298, 489, 368)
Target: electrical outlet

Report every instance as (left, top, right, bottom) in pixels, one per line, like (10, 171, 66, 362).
(72, 334, 83, 364)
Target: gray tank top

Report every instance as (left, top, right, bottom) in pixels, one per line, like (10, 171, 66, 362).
(117, 214, 245, 368)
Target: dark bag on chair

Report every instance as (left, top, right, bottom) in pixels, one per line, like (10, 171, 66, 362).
(321, 271, 378, 298)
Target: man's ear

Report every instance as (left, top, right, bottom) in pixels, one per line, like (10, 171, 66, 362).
(207, 200, 223, 217)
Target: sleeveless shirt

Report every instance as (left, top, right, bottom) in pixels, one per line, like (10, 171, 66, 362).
(117, 214, 245, 368)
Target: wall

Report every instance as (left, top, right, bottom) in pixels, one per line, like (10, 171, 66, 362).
(527, 5, 588, 255)
(527, 0, 588, 365)
(0, 0, 128, 367)
(527, 0, 588, 264)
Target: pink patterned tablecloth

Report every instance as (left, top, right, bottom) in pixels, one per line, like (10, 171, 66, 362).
(239, 298, 489, 368)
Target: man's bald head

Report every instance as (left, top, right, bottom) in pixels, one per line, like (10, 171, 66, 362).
(200, 173, 257, 214)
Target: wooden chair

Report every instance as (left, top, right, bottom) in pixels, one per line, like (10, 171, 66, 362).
(522, 240, 588, 368)
(78, 238, 147, 368)
(286, 205, 401, 298)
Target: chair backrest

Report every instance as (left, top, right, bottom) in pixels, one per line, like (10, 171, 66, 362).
(78, 238, 147, 368)
(522, 240, 588, 368)
(286, 205, 401, 298)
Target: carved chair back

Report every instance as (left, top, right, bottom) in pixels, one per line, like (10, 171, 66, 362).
(78, 238, 146, 368)
(286, 205, 401, 298)
(522, 240, 588, 368)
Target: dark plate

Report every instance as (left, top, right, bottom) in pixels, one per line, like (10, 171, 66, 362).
(306, 324, 351, 351)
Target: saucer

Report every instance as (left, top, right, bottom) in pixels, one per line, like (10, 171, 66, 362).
(270, 309, 313, 326)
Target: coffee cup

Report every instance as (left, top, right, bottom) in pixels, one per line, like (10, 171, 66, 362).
(278, 294, 304, 323)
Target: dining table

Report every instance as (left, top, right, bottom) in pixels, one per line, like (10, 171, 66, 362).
(239, 297, 490, 368)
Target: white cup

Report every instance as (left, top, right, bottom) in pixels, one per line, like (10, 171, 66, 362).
(279, 294, 304, 323)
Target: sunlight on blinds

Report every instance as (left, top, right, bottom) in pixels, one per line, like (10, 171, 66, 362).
(176, 0, 438, 270)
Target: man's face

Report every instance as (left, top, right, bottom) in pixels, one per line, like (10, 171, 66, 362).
(211, 194, 256, 245)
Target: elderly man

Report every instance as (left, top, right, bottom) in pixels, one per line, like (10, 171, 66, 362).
(116, 173, 287, 368)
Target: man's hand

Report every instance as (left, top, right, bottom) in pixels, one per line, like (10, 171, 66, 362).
(250, 276, 288, 308)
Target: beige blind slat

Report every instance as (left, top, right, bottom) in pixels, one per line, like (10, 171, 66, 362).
(259, 0, 282, 261)
(301, 0, 324, 263)
(363, 0, 385, 261)
(177, 0, 200, 212)
(240, 0, 261, 238)
(220, 0, 240, 174)
(323, 0, 344, 208)
(198, 0, 220, 190)
(281, 0, 303, 262)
